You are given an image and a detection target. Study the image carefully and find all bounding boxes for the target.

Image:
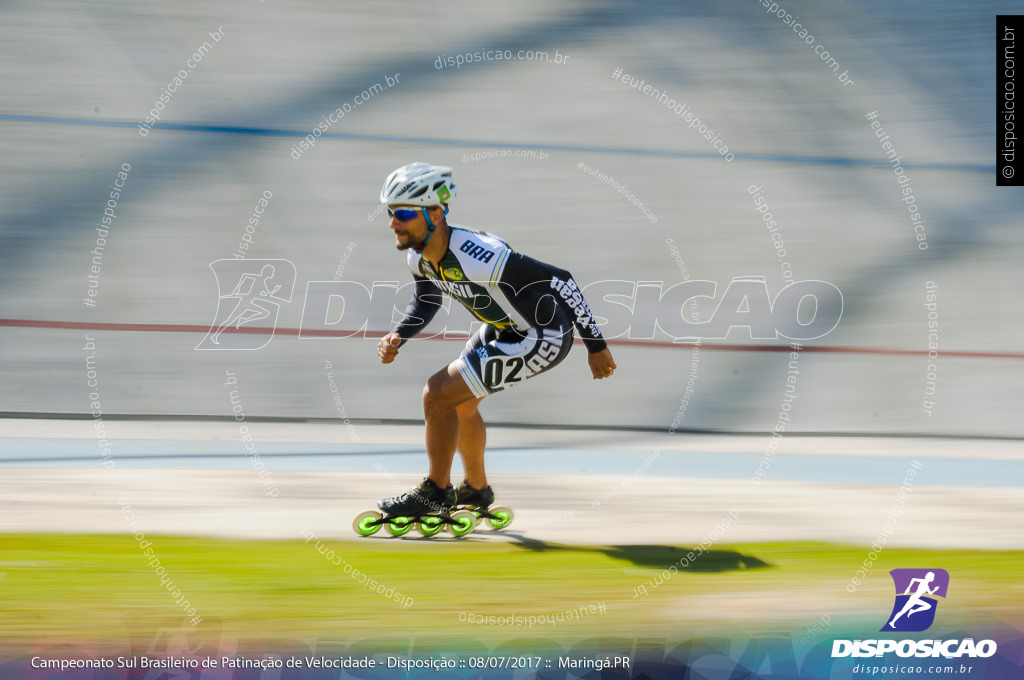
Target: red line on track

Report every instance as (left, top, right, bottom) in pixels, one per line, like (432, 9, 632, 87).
(2, 318, 1020, 360)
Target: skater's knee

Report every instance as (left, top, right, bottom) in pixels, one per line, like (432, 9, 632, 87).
(422, 376, 454, 415)
(423, 368, 477, 417)
(421, 382, 436, 412)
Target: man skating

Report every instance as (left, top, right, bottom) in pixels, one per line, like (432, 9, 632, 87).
(375, 162, 616, 518)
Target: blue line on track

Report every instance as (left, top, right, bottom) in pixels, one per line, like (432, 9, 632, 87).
(1, 439, 1018, 487)
(0, 112, 992, 174)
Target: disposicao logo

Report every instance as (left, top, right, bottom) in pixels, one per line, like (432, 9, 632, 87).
(196, 259, 296, 350)
(831, 568, 997, 659)
(882, 568, 948, 632)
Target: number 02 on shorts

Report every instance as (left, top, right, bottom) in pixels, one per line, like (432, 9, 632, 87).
(481, 355, 527, 389)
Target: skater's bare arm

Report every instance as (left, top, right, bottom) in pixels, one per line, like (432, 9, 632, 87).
(588, 348, 617, 380)
(377, 332, 402, 364)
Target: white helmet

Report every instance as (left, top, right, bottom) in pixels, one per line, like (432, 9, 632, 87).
(380, 162, 456, 207)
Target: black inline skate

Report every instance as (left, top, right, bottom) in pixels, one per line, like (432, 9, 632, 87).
(352, 477, 476, 538)
(455, 481, 514, 531)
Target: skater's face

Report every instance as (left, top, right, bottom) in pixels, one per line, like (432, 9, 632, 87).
(388, 205, 443, 251)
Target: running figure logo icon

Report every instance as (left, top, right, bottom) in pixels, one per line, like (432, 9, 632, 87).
(196, 259, 296, 350)
(881, 568, 950, 632)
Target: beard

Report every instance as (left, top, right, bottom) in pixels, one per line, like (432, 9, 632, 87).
(395, 231, 427, 252)
(395, 238, 424, 252)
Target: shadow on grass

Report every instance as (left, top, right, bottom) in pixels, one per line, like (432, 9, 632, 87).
(498, 533, 772, 572)
(601, 545, 771, 572)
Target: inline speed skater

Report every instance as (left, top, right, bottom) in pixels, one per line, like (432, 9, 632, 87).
(353, 162, 616, 537)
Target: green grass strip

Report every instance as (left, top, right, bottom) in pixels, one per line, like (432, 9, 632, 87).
(1, 534, 1019, 646)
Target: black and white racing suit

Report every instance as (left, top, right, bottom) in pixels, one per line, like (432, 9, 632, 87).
(392, 225, 608, 397)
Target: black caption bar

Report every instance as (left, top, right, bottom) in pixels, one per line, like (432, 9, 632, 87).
(998, 15, 1023, 185)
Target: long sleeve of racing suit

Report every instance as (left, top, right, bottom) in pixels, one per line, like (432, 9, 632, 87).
(498, 251, 608, 355)
(392, 275, 444, 346)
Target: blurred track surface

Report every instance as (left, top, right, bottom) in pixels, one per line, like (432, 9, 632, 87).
(2, 420, 1020, 549)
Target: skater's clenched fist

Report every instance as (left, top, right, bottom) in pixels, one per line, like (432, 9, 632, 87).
(377, 332, 402, 364)
(588, 348, 617, 380)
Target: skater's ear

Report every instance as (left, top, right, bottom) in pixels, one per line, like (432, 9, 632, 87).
(427, 205, 446, 222)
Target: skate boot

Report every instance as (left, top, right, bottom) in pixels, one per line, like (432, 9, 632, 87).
(352, 478, 475, 538)
(455, 481, 513, 531)
(455, 481, 495, 509)
(378, 477, 456, 516)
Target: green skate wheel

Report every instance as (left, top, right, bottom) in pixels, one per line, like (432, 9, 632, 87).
(386, 517, 414, 537)
(416, 516, 444, 537)
(447, 510, 476, 537)
(353, 510, 383, 537)
(487, 506, 513, 530)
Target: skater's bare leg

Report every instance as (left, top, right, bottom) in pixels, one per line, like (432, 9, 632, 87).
(456, 397, 487, 489)
(422, 363, 476, 489)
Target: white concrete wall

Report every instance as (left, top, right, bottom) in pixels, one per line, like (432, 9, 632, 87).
(1, 0, 1020, 436)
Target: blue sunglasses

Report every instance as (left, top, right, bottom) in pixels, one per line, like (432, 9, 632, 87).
(387, 207, 421, 221)
(387, 205, 449, 221)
